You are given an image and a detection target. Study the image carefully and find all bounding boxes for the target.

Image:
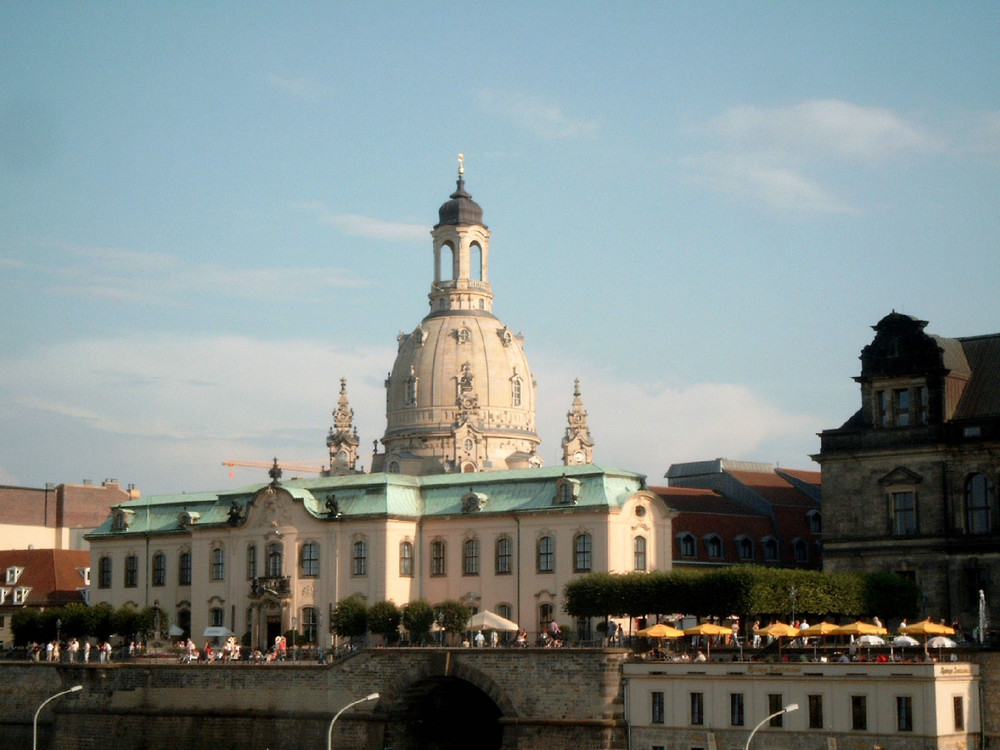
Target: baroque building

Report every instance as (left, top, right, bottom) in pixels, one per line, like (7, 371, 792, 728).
(86, 162, 672, 647)
(816, 312, 1000, 633)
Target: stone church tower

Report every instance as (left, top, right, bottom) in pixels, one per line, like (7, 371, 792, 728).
(371, 157, 542, 475)
(562, 379, 594, 466)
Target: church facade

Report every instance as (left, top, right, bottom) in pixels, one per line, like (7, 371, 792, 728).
(85, 162, 672, 647)
(816, 312, 1000, 635)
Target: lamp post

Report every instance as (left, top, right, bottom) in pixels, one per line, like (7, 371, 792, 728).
(33, 685, 82, 750)
(326, 692, 379, 750)
(744, 703, 798, 750)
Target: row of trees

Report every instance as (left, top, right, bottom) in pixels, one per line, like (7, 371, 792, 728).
(12, 602, 170, 646)
(330, 595, 473, 644)
(564, 566, 921, 623)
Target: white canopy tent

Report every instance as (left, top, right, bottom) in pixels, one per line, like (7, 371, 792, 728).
(467, 610, 519, 632)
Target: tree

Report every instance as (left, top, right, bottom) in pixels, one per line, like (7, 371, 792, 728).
(331, 594, 368, 640)
(435, 599, 472, 636)
(89, 602, 115, 641)
(113, 604, 141, 643)
(59, 603, 91, 638)
(401, 599, 435, 644)
(368, 600, 402, 644)
(11, 608, 41, 646)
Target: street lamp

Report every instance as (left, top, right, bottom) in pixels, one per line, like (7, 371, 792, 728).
(326, 692, 379, 750)
(33, 685, 82, 750)
(744, 702, 798, 750)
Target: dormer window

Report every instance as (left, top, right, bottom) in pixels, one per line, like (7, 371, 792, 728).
(178, 510, 201, 527)
(462, 492, 487, 513)
(679, 533, 696, 558)
(6, 566, 23, 585)
(12, 587, 29, 605)
(704, 534, 723, 559)
(807, 510, 822, 534)
(554, 477, 580, 506)
(457, 327, 471, 344)
(111, 509, 135, 532)
(0, 589, 7, 605)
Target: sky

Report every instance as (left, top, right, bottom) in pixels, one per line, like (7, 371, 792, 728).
(2, 3, 998, 496)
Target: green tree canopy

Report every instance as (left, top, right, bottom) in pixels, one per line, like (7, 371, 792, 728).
(331, 594, 368, 639)
(435, 599, 472, 634)
(368, 600, 402, 644)
(401, 599, 435, 643)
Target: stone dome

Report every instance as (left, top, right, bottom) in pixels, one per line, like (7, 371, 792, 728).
(374, 167, 541, 475)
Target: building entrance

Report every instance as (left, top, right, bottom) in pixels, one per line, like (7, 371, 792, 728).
(380, 676, 503, 750)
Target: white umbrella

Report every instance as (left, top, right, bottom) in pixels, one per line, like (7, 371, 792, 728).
(927, 636, 956, 648)
(466, 609, 519, 632)
(857, 634, 885, 646)
(893, 635, 920, 647)
(168, 625, 185, 637)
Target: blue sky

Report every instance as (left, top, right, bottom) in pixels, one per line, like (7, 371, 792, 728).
(2, 3, 998, 495)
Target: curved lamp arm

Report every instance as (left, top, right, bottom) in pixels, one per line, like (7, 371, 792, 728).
(327, 692, 379, 750)
(34, 685, 83, 750)
(744, 702, 798, 750)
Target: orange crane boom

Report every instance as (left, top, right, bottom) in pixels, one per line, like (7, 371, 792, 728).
(222, 460, 326, 474)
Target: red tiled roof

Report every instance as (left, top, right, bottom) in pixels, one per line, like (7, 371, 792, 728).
(0, 549, 90, 606)
(728, 470, 819, 508)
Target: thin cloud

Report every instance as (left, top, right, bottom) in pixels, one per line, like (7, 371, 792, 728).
(683, 152, 858, 214)
(300, 202, 427, 241)
(477, 90, 599, 140)
(708, 99, 940, 162)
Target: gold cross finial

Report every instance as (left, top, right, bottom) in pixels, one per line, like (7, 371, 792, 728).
(458, 153, 464, 176)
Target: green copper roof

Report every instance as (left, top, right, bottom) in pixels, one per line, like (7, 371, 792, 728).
(85, 465, 647, 539)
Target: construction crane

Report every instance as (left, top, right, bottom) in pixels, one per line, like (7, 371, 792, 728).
(222, 459, 326, 475)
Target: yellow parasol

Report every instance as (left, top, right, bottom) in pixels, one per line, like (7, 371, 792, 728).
(637, 623, 686, 639)
(829, 620, 888, 637)
(683, 622, 732, 658)
(900, 619, 956, 636)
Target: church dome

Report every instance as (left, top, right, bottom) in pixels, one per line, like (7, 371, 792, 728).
(375, 162, 541, 475)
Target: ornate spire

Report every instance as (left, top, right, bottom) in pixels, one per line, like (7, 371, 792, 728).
(562, 379, 594, 466)
(326, 378, 361, 474)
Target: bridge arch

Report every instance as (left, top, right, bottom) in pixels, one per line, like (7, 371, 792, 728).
(370, 655, 519, 750)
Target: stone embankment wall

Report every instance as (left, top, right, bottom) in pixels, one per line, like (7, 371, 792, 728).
(0, 648, 630, 750)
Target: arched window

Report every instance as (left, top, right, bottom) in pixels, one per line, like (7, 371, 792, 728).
(679, 534, 696, 558)
(497, 603, 513, 622)
(539, 603, 554, 634)
(793, 539, 809, 563)
(737, 537, 754, 561)
(246, 544, 257, 580)
(152, 552, 166, 586)
(574, 533, 592, 572)
(266, 543, 283, 577)
(124, 554, 138, 588)
(463, 538, 480, 575)
(808, 510, 822, 534)
(300, 542, 319, 577)
(470, 242, 483, 281)
(353, 540, 368, 576)
(400, 541, 414, 577)
(966, 474, 992, 534)
(512, 375, 522, 407)
(211, 547, 225, 581)
(495, 536, 512, 575)
(178, 551, 192, 585)
(405, 371, 418, 406)
(537, 536, 554, 573)
(763, 538, 779, 563)
(633, 536, 647, 571)
(431, 540, 446, 577)
(705, 535, 723, 560)
(98, 556, 112, 589)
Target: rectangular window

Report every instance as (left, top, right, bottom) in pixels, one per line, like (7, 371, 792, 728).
(918, 386, 928, 424)
(851, 695, 867, 731)
(463, 539, 480, 575)
(353, 541, 367, 576)
(179, 553, 192, 585)
(495, 537, 512, 575)
(537, 536, 554, 573)
(431, 542, 446, 577)
(98, 557, 112, 588)
(730, 693, 744, 726)
(768, 694, 783, 727)
(400, 542, 413, 577)
(634, 536, 647, 571)
(246, 545, 257, 580)
(652, 691, 664, 724)
(124, 556, 138, 588)
(152, 554, 166, 586)
(301, 543, 319, 577)
(575, 534, 592, 572)
(953, 696, 965, 731)
(808, 694, 824, 729)
(895, 388, 910, 426)
(211, 548, 225, 581)
(896, 696, 913, 731)
(690, 692, 704, 726)
(892, 492, 917, 535)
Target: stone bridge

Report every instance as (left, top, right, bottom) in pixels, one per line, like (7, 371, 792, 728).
(1, 648, 631, 750)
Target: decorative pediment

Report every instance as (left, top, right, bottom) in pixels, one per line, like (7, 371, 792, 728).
(878, 466, 924, 486)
